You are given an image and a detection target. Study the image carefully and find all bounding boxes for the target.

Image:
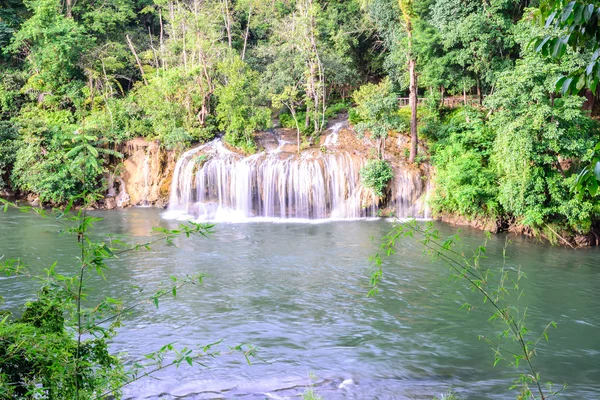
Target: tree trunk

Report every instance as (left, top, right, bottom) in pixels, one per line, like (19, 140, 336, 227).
(126, 35, 148, 86)
(242, 5, 252, 60)
(399, 0, 418, 163)
(222, 0, 233, 49)
(408, 58, 418, 163)
(440, 85, 445, 107)
(66, 0, 73, 17)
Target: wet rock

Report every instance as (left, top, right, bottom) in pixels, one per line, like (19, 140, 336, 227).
(105, 197, 117, 210)
(27, 193, 40, 207)
(112, 139, 176, 208)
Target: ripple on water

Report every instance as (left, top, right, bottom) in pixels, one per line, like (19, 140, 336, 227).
(1, 208, 599, 399)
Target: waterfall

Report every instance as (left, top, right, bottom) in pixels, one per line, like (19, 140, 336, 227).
(323, 121, 345, 146)
(165, 135, 429, 222)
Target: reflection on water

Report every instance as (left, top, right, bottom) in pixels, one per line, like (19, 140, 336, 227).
(1, 208, 599, 399)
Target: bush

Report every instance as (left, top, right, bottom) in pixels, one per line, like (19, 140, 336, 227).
(0, 199, 228, 399)
(360, 159, 394, 197)
(351, 78, 404, 141)
(0, 121, 18, 189)
(279, 112, 313, 136)
(430, 110, 500, 219)
(0, 287, 123, 399)
(324, 101, 350, 119)
(216, 56, 271, 150)
(160, 127, 193, 152)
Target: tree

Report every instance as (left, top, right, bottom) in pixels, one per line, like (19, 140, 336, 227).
(8, 0, 88, 96)
(362, 0, 421, 162)
(535, 0, 600, 95)
(488, 23, 599, 234)
(272, 85, 303, 154)
(351, 78, 405, 158)
(398, 0, 419, 163)
(214, 55, 270, 153)
(534, 1, 600, 198)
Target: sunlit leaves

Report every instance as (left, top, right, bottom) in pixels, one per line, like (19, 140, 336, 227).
(534, 1, 600, 95)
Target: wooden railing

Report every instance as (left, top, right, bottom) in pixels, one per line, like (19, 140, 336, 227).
(398, 96, 484, 108)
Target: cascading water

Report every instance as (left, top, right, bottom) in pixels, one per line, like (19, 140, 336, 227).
(165, 130, 429, 222)
(323, 121, 344, 146)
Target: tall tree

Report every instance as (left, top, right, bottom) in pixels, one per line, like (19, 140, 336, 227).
(398, 0, 418, 163)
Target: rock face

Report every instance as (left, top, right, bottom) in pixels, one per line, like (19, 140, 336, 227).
(105, 139, 177, 209)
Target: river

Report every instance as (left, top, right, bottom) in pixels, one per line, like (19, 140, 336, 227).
(1, 208, 599, 399)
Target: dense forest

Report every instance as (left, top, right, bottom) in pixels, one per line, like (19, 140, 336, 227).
(1, 0, 600, 241)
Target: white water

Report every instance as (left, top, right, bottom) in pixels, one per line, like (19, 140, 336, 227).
(323, 121, 345, 146)
(165, 136, 428, 222)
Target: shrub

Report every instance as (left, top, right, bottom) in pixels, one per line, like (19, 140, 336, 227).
(351, 78, 404, 142)
(324, 101, 350, 119)
(360, 159, 394, 197)
(215, 56, 271, 150)
(0, 121, 18, 189)
(430, 110, 500, 219)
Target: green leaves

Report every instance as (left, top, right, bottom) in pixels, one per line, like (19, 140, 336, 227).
(359, 159, 394, 197)
(535, 1, 600, 95)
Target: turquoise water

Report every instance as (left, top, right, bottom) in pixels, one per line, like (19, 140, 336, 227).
(1, 208, 599, 399)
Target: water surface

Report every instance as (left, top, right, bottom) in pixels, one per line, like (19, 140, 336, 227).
(1, 208, 599, 399)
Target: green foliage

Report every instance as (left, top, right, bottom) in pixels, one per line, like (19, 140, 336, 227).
(351, 78, 405, 142)
(9, 0, 88, 94)
(431, 112, 501, 218)
(488, 28, 599, 232)
(360, 159, 394, 197)
(324, 101, 351, 119)
(534, 0, 600, 95)
(430, 109, 500, 219)
(279, 112, 312, 135)
(0, 286, 123, 399)
(215, 56, 271, 151)
(534, 0, 600, 202)
(8, 107, 122, 204)
(428, 21, 600, 236)
(0, 121, 18, 189)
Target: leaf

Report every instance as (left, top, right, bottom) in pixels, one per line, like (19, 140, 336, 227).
(560, 2, 575, 24)
(589, 176, 598, 196)
(594, 161, 600, 181)
(560, 77, 573, 94)
(545, 10, 557, 28)
(555, 76, 567, 92)
(551, 37, 565, 58)
(535, 36, 551, 53)
(584, 4, 595, 22)
(576, 73, 586, 91)
(573, 3, 584, 24)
